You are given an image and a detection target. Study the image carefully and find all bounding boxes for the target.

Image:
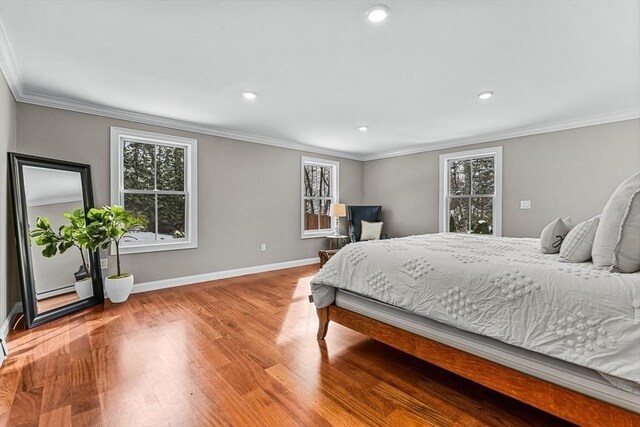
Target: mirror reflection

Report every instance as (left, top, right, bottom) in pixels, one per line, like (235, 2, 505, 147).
(23, 166, 94, 314)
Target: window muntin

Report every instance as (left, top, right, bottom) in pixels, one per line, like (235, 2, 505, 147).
(440, 147, 502, 236)
(110, 127, 197, 253)
(301, 157, 339, 238)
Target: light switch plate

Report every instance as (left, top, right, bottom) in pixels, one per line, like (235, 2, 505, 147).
(100, 258, 108, 269)
(520, 200, 532, 209)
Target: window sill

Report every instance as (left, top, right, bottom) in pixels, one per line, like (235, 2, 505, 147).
(112, 241, 198, 255)
(301, 231, 334, 239)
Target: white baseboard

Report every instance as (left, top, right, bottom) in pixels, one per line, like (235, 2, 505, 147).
(0, 302, 24, 367)
(36, 284, 75, 301)
(131, 257, 319, 294)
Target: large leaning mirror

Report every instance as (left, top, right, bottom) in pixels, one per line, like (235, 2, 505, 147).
(8, 153, 104, 329)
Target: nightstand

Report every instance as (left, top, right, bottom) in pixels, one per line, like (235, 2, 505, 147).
(319, 235, 348, 268)
(326, 235, 348, 250)
(318, 249, 339, 268)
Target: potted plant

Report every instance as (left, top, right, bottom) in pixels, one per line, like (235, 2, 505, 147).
(30, 209, 96, 299)
(87, 205, 147, 303)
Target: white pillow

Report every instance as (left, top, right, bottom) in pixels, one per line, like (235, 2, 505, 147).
(613, 191, 640, 273)
(559, 216, 600, 263)
(540, 217, 573, 254)
(360, 220, 383, 241)
(592, 171, 640, 272)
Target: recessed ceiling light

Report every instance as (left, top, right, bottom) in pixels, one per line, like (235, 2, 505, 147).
(242, 91, 257, 100)
(358, 126, 369, 132)
(477, 91, 494, 100)
(366, 5, 390, 23)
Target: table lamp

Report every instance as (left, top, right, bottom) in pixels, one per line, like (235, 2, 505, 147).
(330, 203, 346, 236)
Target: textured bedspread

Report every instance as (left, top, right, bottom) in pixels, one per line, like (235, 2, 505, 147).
(310, 233, 640, 384)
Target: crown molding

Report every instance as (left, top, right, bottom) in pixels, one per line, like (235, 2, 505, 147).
(0, 14, 637, 163)
(12, 90, 640, 165)
(0, 16, 363, 161)
(19, 89, 639, 163)
(0, 15, 23, 100)
(17, 91, 364, 161)
(361, 109, 640, 161)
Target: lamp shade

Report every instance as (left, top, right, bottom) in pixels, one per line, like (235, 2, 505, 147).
(330, 203, 346, 218)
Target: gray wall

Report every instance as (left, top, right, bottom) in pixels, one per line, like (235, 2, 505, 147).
(0, 72, 17, 322)
(363, 119, 640, 238)
(16, 103, 363, 283)
(11, 104, 640, 291)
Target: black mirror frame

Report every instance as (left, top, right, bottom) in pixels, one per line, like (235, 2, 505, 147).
(8, 153, 104, 329)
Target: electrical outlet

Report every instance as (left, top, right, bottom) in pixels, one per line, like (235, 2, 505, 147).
(261, 243, 267, 252)
(100, 258, 108, 269)
(520, 200, 532, 210)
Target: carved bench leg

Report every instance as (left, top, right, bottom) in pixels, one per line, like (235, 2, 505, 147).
(316, 307, 330, 340)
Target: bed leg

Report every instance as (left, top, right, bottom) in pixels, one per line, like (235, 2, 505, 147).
(316, 307, 330, 340)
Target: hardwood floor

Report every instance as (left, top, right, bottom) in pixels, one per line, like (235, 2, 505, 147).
(0, 264, 571, 426)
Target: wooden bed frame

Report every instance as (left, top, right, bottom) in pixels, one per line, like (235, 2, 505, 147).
(316, 304, 640, 427)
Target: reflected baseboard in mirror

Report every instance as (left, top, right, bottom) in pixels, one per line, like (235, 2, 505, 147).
(37, 291, 82, 313)
(8, 153, 104, 329)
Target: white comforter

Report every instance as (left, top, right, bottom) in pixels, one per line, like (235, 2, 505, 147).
(310, 233, 640, 384)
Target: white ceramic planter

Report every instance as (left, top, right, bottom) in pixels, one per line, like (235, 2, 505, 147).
(105, 274, 134, 303)
(74, 277, 93, 299)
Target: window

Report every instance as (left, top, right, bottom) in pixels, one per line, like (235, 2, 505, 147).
(301, 157, 339, 238)
(439, 147, 502, 236)
(110, 127, 197, 254)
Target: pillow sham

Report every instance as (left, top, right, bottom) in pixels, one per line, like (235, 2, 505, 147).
(360, 220, 383, 241)
(612, 191, 640, 273)
(559, 215, 600, 263)
(540, 217, 573, 254)
(592, 171, 640, 272)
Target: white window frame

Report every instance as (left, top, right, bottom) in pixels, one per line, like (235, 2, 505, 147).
(439, 146, 502, 236)
(301, 156, 339, 239)
(110, 127, 198, 254)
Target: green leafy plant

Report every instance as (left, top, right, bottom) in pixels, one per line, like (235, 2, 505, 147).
(29, 209, 97, 280)
(87, 205, 148, 279)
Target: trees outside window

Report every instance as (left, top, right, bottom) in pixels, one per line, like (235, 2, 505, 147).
(122, 141, 186, 240)
(440, 147, 502, 236)
(110, 127, 197, 254)
(301, 157, 339, 238)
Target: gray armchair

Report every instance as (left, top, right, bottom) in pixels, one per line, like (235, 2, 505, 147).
(347, 205, 388, 243)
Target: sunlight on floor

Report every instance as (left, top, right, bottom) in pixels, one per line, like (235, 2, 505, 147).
(7, 313, 120, 363)
(275, 275, 317, 346)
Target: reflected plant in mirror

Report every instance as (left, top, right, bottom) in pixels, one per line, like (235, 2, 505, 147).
(29, 211, 97, 299)
(87, 205, 147, 303)
(30, 209, 96, 276)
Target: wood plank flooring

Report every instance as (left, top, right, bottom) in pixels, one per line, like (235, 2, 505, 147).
(0, 264, 571, 426)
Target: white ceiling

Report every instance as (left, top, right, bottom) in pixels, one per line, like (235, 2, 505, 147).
(0, 0, 638, 160)
(23, 166, 83, 207)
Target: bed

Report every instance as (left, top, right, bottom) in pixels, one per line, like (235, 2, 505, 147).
(310, 233, 640, 425)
